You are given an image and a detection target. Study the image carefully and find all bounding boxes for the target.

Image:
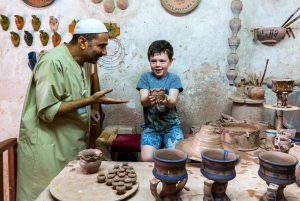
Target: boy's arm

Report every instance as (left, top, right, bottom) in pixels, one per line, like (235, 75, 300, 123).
(139, 89, 156, 107)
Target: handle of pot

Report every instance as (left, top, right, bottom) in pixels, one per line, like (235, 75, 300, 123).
(150, 177, 162, 201)
(223, 150, 229, 161)
(203, 179, 215, 201)
(176, 174, 188, 193)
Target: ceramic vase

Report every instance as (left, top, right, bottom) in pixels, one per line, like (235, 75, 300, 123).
(247, 86, 265, 100)
(49, 16, 59, 32)
(200, 148, 238, 201)
(150, 149, 188, 201)
(116, 182, 126, 194)
(288, 142, 300, 186)
(272, 136, 292, 153)
(258, 151, 298, 201)
(97, 172, 106, 183)
(52, 31, 61, 47)
(124, 178, 132, 190)
(150, 88, 166, 100)
(39, 30, 49, 46)
(78, 149, 102, 174)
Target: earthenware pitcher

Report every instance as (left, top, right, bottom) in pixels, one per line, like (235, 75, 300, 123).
(150, 149, 188, 201)
(200, 148, 238, 201)
(258, 151, 298, 201)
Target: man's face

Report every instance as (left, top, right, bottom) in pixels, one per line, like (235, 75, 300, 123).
(150, 52, 173, 78)
(85, 33, 109, 64)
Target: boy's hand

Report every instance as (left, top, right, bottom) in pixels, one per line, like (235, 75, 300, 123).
(156, 94, 170, 105)
(148, 92, 157, 105)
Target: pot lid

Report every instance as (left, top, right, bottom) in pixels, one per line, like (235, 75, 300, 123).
(22, 0, 55, 8)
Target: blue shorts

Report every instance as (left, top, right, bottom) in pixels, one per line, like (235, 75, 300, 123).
(140, 125, 184, 149)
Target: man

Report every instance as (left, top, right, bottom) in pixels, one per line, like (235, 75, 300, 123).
(16, 18, 128, 201)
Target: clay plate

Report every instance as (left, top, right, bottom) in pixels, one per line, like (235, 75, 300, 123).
(175, 136, 239, 162)
(22, 0, 55, 8)
(49, 161, 139, 201)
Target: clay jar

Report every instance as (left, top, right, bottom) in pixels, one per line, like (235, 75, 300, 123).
(116, 182, 126, 194)
(78, 149, 102, 174)
(121, 162, 129, 170)
(124, 178, 132, 190)
(150, 88, 166, 100)
(112, 177, 120, 189)
(97, 172, 106, 183)
(247, 86, 265, 100)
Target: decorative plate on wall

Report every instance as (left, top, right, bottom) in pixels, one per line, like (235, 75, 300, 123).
(160, 0, 201, 15)
(22, 0, 55, 8)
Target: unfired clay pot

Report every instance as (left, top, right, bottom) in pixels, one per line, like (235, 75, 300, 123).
(257, 27, 286, 44)
(117, 0, 129, 10)
(247, 86, 265, 100)
(116, 182, 126, 194)
(258, 151, 298, 201)
(150, 149, 188, 201)
(104, 0, 115, 13)
(78, 149, 102, 174)
(150, 88, 166, 100)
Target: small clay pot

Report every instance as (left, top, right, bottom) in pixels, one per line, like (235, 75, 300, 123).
(124, 178, 132, 190)
(78, 149, 102, 174)
(113, 165, 120, 174)
(128, 173, 137, 185)
(257, 27, 286, 44)
(121, 162, 129, 170)
(14, 15, 24, 30)
(116, 182, 126, 194)
(150, 88, 166, 100)
(126, 166, 134, 174)
(106, 174, 114, 186)
(112, 178, 120, 189)
(118, 172, 126, 182)
(247, 86, 265, 100)
(97, 172, 106, 183)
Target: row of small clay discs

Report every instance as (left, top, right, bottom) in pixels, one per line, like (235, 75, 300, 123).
(97, 163, 137, 194)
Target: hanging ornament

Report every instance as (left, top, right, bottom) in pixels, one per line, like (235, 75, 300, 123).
(0, 14, 10, 31)
(31, 15, 41, 31)
(39, 30, 49, 46)
(52, 31, 61, 47)
(117, 0, 129, 10)
(14, 15, 25, 30)
(49, 16, 59, 32)
(10, 31, 20, 47)
(104, 0, 115, 13)
(24, 30, 33, 46)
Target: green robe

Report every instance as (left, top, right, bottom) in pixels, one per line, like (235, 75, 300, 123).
(16, 43, 91, 201)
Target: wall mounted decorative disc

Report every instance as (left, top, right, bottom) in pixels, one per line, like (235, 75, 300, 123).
(22, 0, 55, 8)
(160, 0, 201, 15)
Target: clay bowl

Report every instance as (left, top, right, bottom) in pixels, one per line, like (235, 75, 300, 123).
(78, 149, 102, 174)
(150, 88, 166, 100)
(271, 79, 294, 93)
(257, 27, 286, 44)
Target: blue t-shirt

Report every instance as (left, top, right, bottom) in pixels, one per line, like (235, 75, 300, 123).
(136, 72, 183, 131)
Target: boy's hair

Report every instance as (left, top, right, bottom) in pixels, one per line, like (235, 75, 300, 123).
(147, 40, 174, 61)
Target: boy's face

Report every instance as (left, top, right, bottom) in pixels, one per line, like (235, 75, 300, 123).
(149, 52, 173, 78)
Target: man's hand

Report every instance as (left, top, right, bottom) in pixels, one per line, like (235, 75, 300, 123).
(91, 109, 100, 125)
(92, 88, 128, 104)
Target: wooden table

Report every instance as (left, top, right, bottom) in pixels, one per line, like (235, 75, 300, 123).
(36, 149, 300, 201)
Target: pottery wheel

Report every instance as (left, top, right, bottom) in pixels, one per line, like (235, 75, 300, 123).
(49, 161, 139, 201)
(175, 136, 239, 162)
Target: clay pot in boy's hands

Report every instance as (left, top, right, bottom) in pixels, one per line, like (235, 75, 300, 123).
(150, 88, 166, 100)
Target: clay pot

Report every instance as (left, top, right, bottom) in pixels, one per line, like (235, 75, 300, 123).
(200, 148, 238, 201)
(121, 162, 129, 170)
(124, 178, 132, 190)
(150, 88, 166, 100)
(247, 86, 265, 100)
(14, 15, 24, 30)
(117, 0, 129, 10)
(107, 170, 116, 177)
(116, 182, 126, 194)
(271, 79, 294, 107)
(104, 0, 115, 13)
(112, 177, 120, 189)
(150, 149, 188, 201)
(220, 122, 260, 151)
(126, 166, 134, 174)
(97, 172, 106, 183)
(106, 174, 114, 186)
(39, 30, 49, 46)
(24, 31, 33, 46)
(257, 27, 286, 44)
(31, 15, 41, 31)
(10, 32, 20, 47)
(128, 173, 137, 185)
(117, 172, 126, 182)
(258, 151, 298, 200)
(0, 14, 10, 31)
(78, 149, 102, 174)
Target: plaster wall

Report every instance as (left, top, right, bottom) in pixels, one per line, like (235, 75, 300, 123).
(0, 0, 300, 199)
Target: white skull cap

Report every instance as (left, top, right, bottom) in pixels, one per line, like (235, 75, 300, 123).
(74, 18, 108, 34)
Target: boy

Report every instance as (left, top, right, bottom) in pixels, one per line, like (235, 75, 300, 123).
(136, 40, 184, 162)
